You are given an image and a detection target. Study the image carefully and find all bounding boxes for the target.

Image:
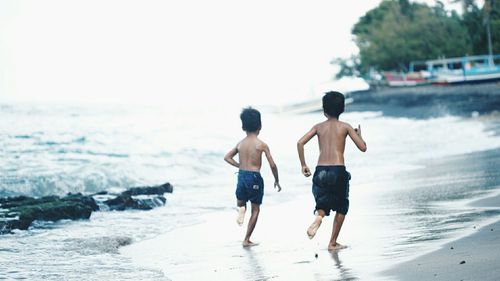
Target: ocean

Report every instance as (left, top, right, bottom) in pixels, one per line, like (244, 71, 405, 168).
(1, 100, 499, 280)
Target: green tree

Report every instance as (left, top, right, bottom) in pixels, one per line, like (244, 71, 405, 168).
(337, 0, 472, 77)
(456, 0, 500, 55)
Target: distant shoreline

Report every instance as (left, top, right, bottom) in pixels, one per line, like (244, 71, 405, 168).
(347, 81, 500, 119)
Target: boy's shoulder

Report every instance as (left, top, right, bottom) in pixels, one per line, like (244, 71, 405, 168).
(255, 137, 267, 148)
(338, 120, 352, 128)
(316, 119, 352, 131)
(239, 136, 267, 148)
(315, 119, 350, 128)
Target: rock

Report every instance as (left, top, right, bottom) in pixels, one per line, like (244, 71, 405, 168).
(92, 191, 108, 196)
(0, 193, 99, 233)
(121, 182, 173, 196)
(0, 182, 173, 234)
(460, 260, 466, 264)
(1, 200, 94, 233)
(104, 194, 166, 211)
(0, 195, 59, 209)
(63, 193, 99, 211)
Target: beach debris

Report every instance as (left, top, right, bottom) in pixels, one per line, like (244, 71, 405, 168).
(460, 260, 466, 264)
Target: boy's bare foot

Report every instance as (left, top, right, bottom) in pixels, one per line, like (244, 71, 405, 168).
(236, 207, 246, 226)
(307, 217, 322, 239)
(328, 243, 347, 251)
(242, 240, 259, 247)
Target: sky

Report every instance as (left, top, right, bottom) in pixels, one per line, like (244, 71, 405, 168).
(0, 0, 461, 107)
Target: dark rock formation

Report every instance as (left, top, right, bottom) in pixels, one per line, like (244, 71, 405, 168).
(121, 182, 173, 196)
(103, 194, 166, 211)
(0, 182, 173, 234)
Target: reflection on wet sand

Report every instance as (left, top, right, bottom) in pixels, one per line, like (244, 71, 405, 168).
(242, 247, 274, 280)
(329, 250, 357, 281)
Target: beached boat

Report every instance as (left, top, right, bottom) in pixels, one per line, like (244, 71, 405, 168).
(383, 54, 500, 87)
(426, 54, 500, 84)
(383, 71, 430, 87)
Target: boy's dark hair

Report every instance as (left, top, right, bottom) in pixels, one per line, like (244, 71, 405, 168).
(240, 107, 261, 132)
(322, 91, 345, 118)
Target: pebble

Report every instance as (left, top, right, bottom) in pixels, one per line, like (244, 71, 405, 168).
(315, 253, 318, 258)
(450, 247, 454, 250)
(460, 260, 466, 264)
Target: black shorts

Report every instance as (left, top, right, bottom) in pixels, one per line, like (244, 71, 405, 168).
(312, 165, 351, 216)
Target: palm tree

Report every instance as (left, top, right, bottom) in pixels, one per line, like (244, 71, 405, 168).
(451, 0, 494, 63)
(483, 0, 494, 65)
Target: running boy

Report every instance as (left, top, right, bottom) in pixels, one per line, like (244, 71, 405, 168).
(297, 91, 366, 251)
(224, 107, 282, 247)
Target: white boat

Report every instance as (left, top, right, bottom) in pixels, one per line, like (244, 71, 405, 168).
(425, 54, 500, 84)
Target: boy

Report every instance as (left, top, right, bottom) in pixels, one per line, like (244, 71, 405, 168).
(224, 107, 282, 247)
(297, 91, 366, 251)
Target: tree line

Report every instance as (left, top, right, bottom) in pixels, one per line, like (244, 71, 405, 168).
(335, 0, 500, 78)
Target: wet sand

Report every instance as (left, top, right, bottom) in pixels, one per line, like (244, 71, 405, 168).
(384, 220, 500, 281)
(120, 198, 372, 280)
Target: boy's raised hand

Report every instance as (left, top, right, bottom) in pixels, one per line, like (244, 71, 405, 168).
(302, 166, 312, 177)
(354, 124, 362, 137)
(274, 181, 282, 192)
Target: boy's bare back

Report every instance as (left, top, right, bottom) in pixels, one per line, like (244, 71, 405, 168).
(315, 119, 365, 166)
(237, 135, 267, 172)
(298, 118, 366, 176)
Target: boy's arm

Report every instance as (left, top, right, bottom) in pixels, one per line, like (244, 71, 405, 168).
(262, 143, 281, 192)
(297, 126, 317, 177)
(346, 123, 367, 152)
(224, 146, 240, 168)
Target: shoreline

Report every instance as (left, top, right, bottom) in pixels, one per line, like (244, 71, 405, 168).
(383, 218, 500, 281)
(381, 189, 500, 280)
(347, 81, 500, 119)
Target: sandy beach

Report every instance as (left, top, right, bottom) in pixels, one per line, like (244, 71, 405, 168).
(121, 146, 500, 280)
(121, 192, 500, 281)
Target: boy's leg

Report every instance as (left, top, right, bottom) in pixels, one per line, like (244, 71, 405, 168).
(328, 212, 347, 251)
(242, 203, 260, 247)
(307, 209, 326, 239)
(236, 200, 246, 226)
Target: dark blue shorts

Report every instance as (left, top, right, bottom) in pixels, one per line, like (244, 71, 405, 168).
(312, 165, 351, 216)
(236, 170, 264, 205)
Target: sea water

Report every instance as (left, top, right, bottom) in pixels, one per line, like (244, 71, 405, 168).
(1, 101, 499, 280)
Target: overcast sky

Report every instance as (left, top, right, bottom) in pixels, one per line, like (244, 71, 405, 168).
(0, 0, 461, 107)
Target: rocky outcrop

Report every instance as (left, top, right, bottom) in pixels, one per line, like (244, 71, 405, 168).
(0, 182, 173, 234)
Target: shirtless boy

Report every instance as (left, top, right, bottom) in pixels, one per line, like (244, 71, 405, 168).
(297, 91, 366, 251)
(224, 107, 282, 247)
